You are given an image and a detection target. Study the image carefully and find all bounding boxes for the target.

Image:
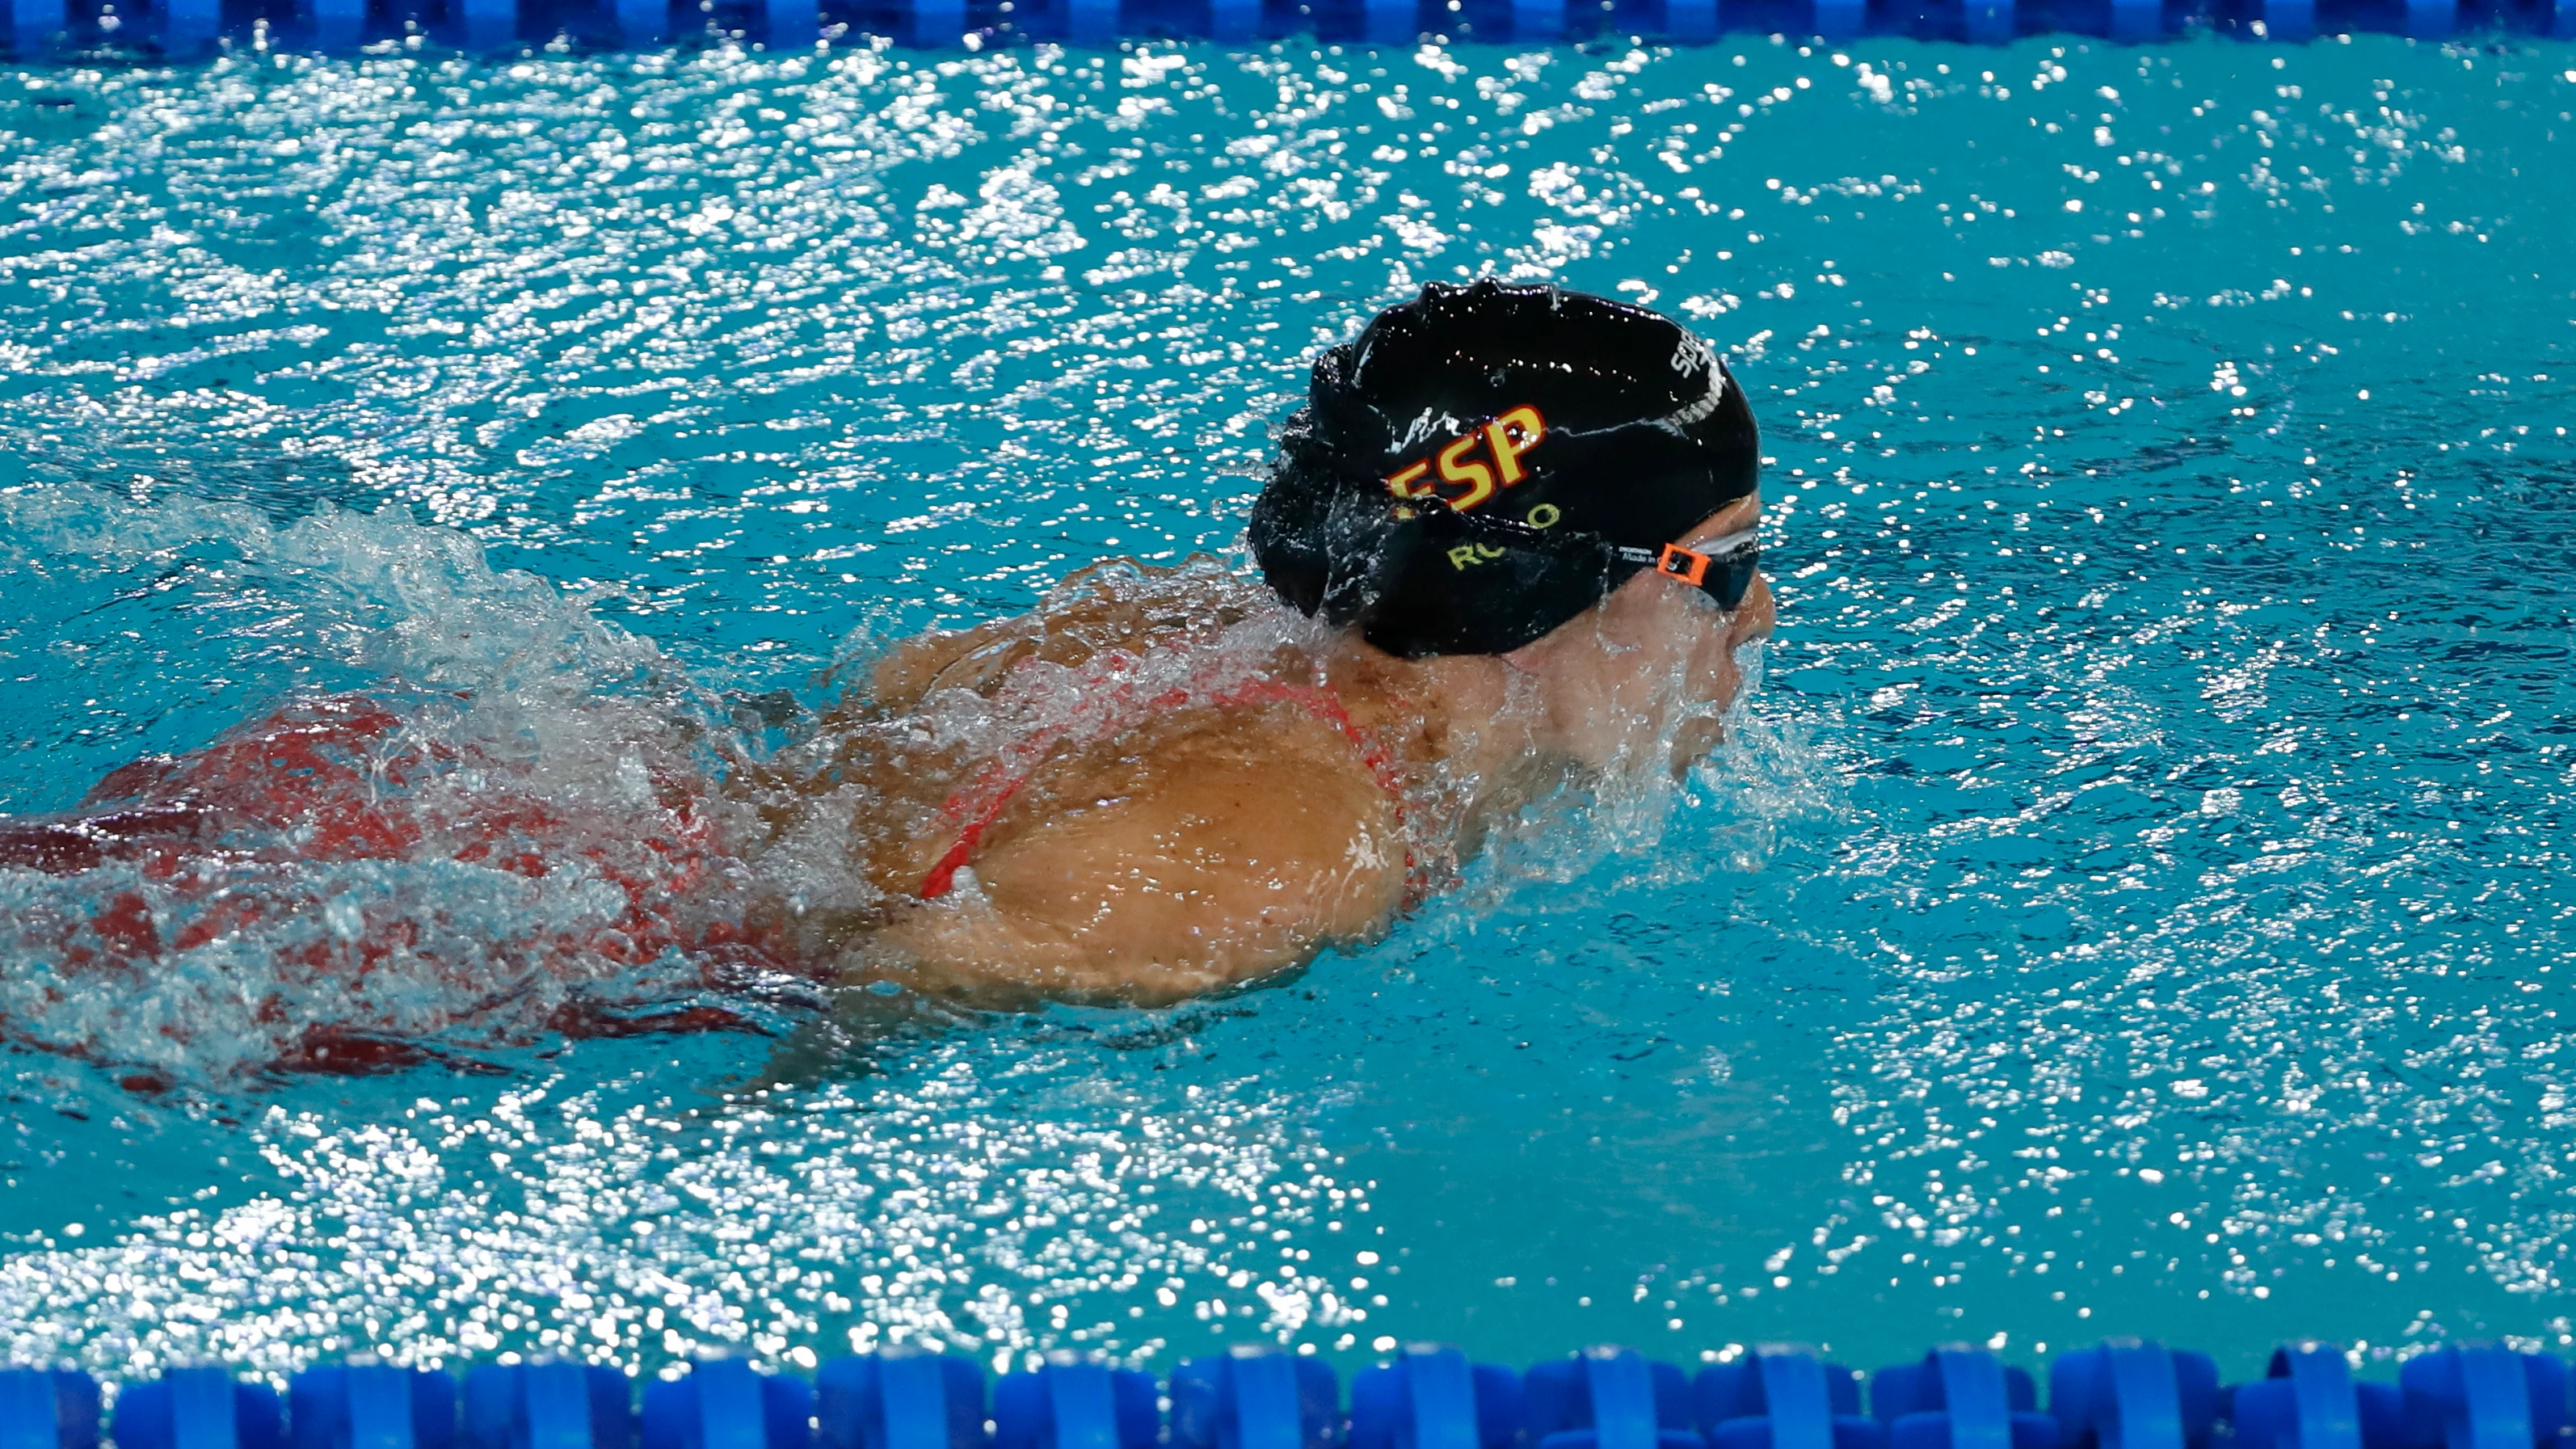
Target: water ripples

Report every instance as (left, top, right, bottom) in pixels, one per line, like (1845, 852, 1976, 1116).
(4, 30, 2576, 1379)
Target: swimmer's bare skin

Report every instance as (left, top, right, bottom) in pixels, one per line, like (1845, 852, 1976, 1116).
(768, 495, 1774, 1005)
(867, 706, 1410, 1003)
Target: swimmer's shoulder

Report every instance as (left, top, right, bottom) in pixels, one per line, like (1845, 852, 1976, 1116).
(868, 697, 1407, 1005)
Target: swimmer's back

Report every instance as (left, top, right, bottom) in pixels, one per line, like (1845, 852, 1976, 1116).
(784, 560, 1410, 1002)
(871, 693, 1407, 1004)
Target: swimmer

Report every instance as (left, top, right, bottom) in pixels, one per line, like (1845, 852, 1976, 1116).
(742, 278, 1774, 1006)
(0, 280, 1772, 1069)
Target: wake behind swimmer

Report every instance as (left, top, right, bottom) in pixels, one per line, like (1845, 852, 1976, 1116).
(0, 280, 1778, 1080)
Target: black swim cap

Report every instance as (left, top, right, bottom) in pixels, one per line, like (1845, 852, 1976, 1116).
(1249, 279, 1762, 659)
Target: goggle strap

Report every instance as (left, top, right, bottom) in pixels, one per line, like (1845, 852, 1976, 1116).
(1610, 527, 1758, 571)
(1613, 529, 1760, 611)
(1412, 499, 1762, 610)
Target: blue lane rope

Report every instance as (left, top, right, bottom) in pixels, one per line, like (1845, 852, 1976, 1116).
(0, 0, 2557, 55)
(11, 1339, 2576, 1449)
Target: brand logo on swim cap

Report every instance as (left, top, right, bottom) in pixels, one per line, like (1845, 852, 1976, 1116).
(1383, 406, 1547, 514)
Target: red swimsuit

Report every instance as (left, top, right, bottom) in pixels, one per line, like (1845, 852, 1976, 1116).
(0, 695, 790, 1078)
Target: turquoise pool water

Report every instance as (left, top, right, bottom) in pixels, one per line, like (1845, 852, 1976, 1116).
(2, 29, 2574, 1382)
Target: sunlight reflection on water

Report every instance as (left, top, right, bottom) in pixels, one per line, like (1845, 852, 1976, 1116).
(3, 32, 2576, 1379)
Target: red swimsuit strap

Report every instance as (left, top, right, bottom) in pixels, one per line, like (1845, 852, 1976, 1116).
(916, 678, 1412, 900)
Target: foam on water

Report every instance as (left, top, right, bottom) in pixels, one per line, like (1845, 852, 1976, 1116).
(0, 491, 801, 1078)
(2, 28, 2575, 1382)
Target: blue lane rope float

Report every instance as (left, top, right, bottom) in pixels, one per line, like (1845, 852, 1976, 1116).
(2227, 1342, 2404, 1449)
(2401, 0, 2454, 36)
(1169, 1346, 1342, 1449)
(462, 1363, 634, 1449)
(906, 0, 965, 42)
(816, 1350, 987, 1449)
(14, 1341, 2576, 1449)
(158, 0, 218, 52)
(289, 1364, 461, 1449)
(642, 1358, 814, 1449)
(1694, 1346, 1880, 1449)
(613, 0, 667, 44)
(2258, 0, 2313, 39)
(1958, 0, 2012, 40)
(2395, 1345, 2569, 1449)
(992, 1351, 1159, 1449)
(1521, 1348, 1697, 1449)
(1348, 1346, 1521, 1449)
(1871, 1348, 2054, 1449)
(2047, 1342, 2216, 1449)
(0, 1370, 99, 1449)
(111, 1367, 287, 1449)
(308, 0, 364, 48)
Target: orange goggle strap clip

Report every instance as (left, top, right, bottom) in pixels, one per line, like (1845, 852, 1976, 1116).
(1657, 541, 1714, 586)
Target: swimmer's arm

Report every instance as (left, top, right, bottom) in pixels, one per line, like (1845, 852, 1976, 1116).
(864, 736, 1406, 1005)
(861, 622, 1022, 715)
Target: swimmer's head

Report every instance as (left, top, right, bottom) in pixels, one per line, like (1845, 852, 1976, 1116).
(1250, 279, 1762, 659)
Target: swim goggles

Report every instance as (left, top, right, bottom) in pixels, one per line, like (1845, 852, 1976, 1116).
(1618, 526, 1762, 613)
